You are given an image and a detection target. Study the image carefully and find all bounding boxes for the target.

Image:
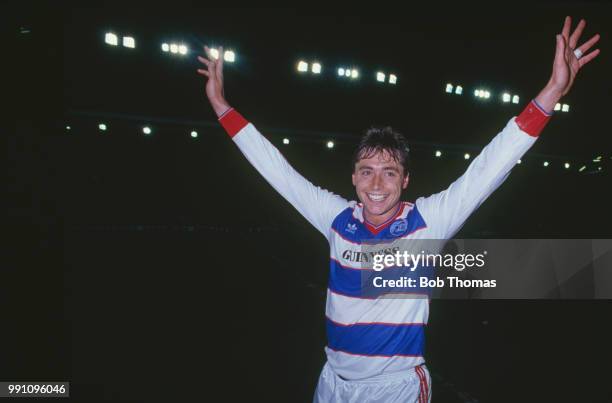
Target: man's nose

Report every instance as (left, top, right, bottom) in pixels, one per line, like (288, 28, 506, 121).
(372, 173, 382, 190)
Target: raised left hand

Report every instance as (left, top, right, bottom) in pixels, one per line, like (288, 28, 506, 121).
(549, 16, 600, 96)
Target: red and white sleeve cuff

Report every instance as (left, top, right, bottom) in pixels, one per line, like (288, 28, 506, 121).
(515, 100, 553, 137)
(218, 107, 249, 138)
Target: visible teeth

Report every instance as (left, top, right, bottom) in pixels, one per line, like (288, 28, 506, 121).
(368, 193, 387, 202)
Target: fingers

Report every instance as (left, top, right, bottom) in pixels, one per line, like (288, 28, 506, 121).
(569, 18, 586, 49)
(579, 48, 600, 68)
(576, 33, 601, 55)
(196, 68, 210, 77)
(554, 34, 566, 66)
(561, 16, 571, 43)
(197, 55, 211, 67)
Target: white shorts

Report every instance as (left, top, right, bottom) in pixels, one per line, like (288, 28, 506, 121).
(313, 361, 431, 403)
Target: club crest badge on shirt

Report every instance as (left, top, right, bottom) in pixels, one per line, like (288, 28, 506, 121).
(389, 218, 408, 236)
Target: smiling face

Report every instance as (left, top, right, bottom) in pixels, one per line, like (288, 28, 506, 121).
(352, 150, 409, 226)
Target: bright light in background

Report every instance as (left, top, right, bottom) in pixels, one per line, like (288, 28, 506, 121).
(98, 123, 107, 131)
(554, 103, 561, 111)
(446, 84, 454, 93)
(562, 104, 569, 112)
(517, 159, 522, 164)
(435, 150, 442, 157)
(312, 62, 321, 74)
(464, 153, 470, 160)
(178, 44, 188, 55)
(283, 138, 290, 145)
(389, 74, 397, 85)
(161, 43, 169, 52)
(224, 50, 235, 62)
(512, 95, 519, 104)
(105, 32, 118, 46)
(170, 44, 178, 53)
(66, 125, 71, 131)
(122, 36, 135, 48)
(338, 68, 345, 76)
(209, 48, 219, 59)
(564, 162, 570, 169)
(326, 141, 334, 149)
(454, 85, 462, 94)
(543, 161, 549, 167)
(190, 131, 198, 138)
(345, 69, 351, 77)
(579, 165, 586, 172)
(483, 91, 490, 99)
(377, 72, 386, 82)
(502, 93, 511, 103)
(142, 126, 152, 135)
(351, 69, 358, 79)
(473, 89, 479, 97)
(297, 60, 308, 72)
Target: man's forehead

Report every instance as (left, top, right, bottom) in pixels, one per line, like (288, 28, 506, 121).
(356, 150, 401, 167)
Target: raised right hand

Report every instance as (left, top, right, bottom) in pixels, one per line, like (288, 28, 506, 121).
(197, 45, 231, 117)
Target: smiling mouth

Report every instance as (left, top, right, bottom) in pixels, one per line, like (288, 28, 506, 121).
(366, 193, 389, 202)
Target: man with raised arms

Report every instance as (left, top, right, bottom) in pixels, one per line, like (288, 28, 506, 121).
(197, 17, 599, 403)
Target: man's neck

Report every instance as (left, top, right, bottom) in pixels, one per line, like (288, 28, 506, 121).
(363, 203, 402, 227)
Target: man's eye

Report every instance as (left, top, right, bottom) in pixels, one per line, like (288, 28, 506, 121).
(386, 172, 396, 177)
(362, 171, 371, 176)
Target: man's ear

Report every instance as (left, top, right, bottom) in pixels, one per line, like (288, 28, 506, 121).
(352, 172, 356, 187)
(402, 173, 410, 189)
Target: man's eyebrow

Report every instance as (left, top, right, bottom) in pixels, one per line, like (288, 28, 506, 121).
(383, 166, 400, 172)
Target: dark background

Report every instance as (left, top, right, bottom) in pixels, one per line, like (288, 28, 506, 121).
(6, 2, 612, 402)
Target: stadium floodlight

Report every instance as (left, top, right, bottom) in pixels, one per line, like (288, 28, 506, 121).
(564, 162, 570, 169)
(435, 150, 442, 157)
(473, 89, 479, 97)
(170, 44, 178, 54)
(327, 141, 334, 149)
(338, 67, 345, 76)
(351, 69, 359, 79)
(593, 155, 602, 162)
(98, 123, 107, 131)
(554, 103, 561, 111)
(517, 159, 522, 164)
(105, 32, 118, 46)
(142, 126, 152, 135)
(224, 50, 235, 62)
(122, 36, 135, 48)
(161, 43, 169, 52)
(345, 69, 351, 77)
(66, 125, 71, 131)
(178, 44, 188, 55)
(543, 161, 549, 167)
(483, 91, 490, 99)
(512, 95, 520, 104)
(377, 72, 386, 82)
(579, 165, 586, 172)
(502, 93, 511, 103)
(190, 131, 198, 138)
(464, 153, 470, 160)
(561, 104, 569, 112)
(209, 48, 220, 59)
(389, 74, 397, 85)
(454, 85, 462, 94)
(312, 62, 321, 74)
(283, 138, 290, 145)
(446, 84, 454, 93)
(297, 60, 308, 72)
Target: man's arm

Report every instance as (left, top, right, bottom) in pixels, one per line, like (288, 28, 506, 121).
(197, 46, 349, 239)
(416, 17, 600, 239)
